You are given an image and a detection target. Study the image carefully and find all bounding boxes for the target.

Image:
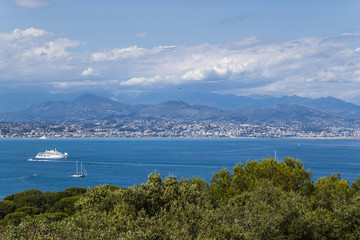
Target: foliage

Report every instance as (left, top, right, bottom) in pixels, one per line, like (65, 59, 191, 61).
(0, 201, 15, 219)
(0, 186, 87, 231)
(2, 157, 360, 239)
(3, 212, 28, 226)
(4, 189, 45, 209)
(51, 196, 81, 215)
(15, 206, 40, 215)
(210, 157, 313, 204)
(313, 173, 352, 210)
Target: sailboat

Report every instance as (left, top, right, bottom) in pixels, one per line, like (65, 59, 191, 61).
(70, 161, 87, 178)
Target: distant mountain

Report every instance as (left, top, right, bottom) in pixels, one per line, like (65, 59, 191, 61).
(231, 95, 360, 117)
(237, 104, 331, 123)
(0, 92, 82, 112)
(1, 93, 360, 125)
(137, 100, 237, 120)
(1, 94, 233, 122)
(6, 94, 134, 122)
(110, 91, 360, 116)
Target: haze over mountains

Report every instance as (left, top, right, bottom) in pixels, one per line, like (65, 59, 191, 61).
(1, 93, 360, 125)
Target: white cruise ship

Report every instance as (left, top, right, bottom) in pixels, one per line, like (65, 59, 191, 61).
(35, 149, 69, 159)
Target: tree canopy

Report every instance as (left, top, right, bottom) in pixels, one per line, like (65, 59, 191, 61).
(1, 157, 360, 239)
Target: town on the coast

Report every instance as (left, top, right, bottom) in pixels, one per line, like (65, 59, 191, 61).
(2, 93, 360, 139)
(1, 119, 360, 138)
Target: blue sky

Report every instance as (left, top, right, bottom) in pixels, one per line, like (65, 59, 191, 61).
(1, 0, 360, 105)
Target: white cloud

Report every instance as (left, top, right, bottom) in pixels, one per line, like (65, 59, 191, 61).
(10, 0, 51, 8)
(111, 34, 360, 102)
(53, 79, 118, 89)
(22, 38, 79, 60)
(0, 28, 79, 82)
(91, 45, 176, 62)
(91, 46, 146, 61)
(0, 28, 50, 40)
(81, 67, 98, 76)
(2, 28, 360, 103)
(120, 76, 162, 86)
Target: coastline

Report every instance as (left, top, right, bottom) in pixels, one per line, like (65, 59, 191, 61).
(1, 136, 360, 140)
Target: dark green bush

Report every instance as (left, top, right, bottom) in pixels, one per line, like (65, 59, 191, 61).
(0, 201, 15, 219)
(15, 206, 40, 215)
(3, 212, 28, 225)
(4, 189, 45, 209)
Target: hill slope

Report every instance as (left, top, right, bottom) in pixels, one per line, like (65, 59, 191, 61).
(1, 94, 360, 125)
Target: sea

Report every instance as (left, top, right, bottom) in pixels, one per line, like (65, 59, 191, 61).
(1, 138, 360, 199)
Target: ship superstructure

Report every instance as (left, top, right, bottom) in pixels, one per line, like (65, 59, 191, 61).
(35, 149, 69, 159)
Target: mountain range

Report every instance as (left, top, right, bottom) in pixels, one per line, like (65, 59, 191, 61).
(1, 93, 360, 125)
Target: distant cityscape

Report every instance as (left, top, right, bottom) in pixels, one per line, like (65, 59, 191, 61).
(2, 94, 360, 139)
(1, 119, 360, 139)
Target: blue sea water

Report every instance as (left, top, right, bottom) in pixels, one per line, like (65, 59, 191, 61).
(1, 138, 360, 199)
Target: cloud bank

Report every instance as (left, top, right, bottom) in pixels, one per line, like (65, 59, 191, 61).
(1, 28, 360, 102)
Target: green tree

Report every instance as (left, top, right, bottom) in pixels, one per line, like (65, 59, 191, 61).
(209, 168, 233, 204)
(313, 173, 352, 210)
(51, 195, 81, 215)
(4, 189, 45, 209)
(76, 184, 121, 213)
(3, 212, 28, 226)
(15, 206, 40, 215)
(0, 201, 15, 219)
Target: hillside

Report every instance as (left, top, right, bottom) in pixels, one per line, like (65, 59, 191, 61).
(1, 94, 360, 126)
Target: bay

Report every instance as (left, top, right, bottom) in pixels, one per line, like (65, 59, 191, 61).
(1, 138, 360, 199)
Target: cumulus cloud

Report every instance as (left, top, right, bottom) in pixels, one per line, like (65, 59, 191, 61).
(0, 28, 79, 82)
(2, 27, 360, 102)
(91, 45, 176, 61)
(81, 67, 98, 76)
(22, 38, 79, 60)
(53, 79, 118, 89)
(91, 46, 146, 61)
(90, 34, 360, 102)
(10, 0, 51, 8)
(120, 76, 164, 86)
(0, 28, 50, 40)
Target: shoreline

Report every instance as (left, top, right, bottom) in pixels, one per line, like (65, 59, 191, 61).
(1, 136, 360, 140)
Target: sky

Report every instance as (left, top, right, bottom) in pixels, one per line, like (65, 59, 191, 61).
(1, 0, 360, 107)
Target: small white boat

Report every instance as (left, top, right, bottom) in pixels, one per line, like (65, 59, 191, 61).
(70, 161, 87, 178)
(35, 149, 68, 159)
(39, 136, 47, 139)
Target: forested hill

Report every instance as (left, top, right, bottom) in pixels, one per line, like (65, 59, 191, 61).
(1, 157, 360, 239)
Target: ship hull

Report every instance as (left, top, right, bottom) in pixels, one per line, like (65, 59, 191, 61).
(70, 174, 85, 178)
(35, 155, 67, 159)
(34, 149, 68, 159)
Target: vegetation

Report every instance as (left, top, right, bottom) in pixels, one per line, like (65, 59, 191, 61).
(1, 157, 360, 239)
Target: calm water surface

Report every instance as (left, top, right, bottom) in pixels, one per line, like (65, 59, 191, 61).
(1, 138, 360, 199)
